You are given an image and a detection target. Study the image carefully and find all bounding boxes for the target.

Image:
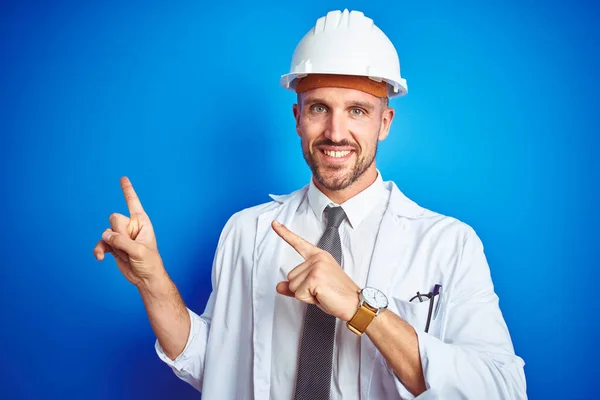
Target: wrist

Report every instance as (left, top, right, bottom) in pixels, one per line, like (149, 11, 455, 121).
(137, 270, 172, 298)
(342, 289, 361, 322)
(364, 308, 388, 335)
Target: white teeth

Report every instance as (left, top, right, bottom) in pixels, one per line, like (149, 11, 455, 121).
(324, 150, 351, 158)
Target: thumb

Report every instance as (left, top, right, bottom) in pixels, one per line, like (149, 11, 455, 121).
(276, 281, 295, 297)
(102, 229, 143, 259)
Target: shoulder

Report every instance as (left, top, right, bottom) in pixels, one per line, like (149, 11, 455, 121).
(387, 180, 480, 245)
(217, 185, 309, 241)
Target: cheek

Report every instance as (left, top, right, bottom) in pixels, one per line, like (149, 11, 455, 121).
(352, 133, 379, 156)
(299, 121, 323, 145)
(297, 129, 313, 153)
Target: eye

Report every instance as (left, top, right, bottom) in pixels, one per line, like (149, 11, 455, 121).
(350, 108, 364, 116)
(310, 104, 327, 113)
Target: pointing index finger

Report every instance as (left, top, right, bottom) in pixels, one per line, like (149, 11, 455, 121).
(120, 176, 145, 215)
(272, 220, 319, 260)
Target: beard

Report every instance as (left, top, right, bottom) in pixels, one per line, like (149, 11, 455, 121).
(302, 138, 378, 191)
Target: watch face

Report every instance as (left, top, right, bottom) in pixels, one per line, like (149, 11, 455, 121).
(362, 287, 388, 309)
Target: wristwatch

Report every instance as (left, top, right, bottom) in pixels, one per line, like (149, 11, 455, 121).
(346, 287, 389, 336)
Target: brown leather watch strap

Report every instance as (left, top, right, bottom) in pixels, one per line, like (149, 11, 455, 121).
(346, 303, 378, 336)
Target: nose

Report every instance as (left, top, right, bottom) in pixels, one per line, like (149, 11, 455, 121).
(323, 110, 349, 143)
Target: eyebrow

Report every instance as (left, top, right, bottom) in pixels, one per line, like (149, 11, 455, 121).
(348, 100, 375, 111)
(303, 97, 376, 112)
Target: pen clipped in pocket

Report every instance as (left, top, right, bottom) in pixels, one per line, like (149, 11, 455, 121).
(392, 285, 444, 336)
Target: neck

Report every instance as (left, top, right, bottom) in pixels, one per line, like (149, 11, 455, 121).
(313, 164, 378, 204)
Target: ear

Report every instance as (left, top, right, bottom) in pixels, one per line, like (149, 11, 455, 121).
(292, 103, 301, 137)
(378, 106, 395, 141)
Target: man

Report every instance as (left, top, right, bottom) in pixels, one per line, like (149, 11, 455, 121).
(94, 9, 526, 399)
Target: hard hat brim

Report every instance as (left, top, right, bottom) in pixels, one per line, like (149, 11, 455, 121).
(280, 72, 408, 98)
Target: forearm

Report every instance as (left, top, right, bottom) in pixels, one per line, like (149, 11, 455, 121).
(365, 309, 426, 396)
(365, 308, 526, 399)
(137, 272, 191, 360)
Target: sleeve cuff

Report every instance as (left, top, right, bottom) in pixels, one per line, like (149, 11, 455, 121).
(154, 307, 200, 372)
(384, 330, 449, 399)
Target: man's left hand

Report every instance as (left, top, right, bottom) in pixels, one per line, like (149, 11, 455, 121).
(272, 220, 360, 321)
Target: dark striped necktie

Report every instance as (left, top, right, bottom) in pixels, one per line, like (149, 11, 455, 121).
(294, 206, 347, 400)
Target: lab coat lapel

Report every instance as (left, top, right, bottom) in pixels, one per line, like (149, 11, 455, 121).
(252, 186, 308, 400)
(359, 182, 424, 399)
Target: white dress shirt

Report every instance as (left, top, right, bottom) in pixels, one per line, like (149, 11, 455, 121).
(270, 173, 389, 399)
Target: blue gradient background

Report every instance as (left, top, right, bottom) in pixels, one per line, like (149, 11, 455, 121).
(1, 0, 598, 399)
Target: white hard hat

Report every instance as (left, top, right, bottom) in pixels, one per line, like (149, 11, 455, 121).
(280, 9, 408, 98)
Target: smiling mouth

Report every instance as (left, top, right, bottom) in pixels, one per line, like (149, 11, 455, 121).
(317, 148, 356, 165)
(322, 149, 352, 158)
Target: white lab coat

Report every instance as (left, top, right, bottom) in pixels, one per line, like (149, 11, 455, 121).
(157, 181, 527, 399)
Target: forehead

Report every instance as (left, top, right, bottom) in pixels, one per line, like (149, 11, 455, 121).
(300, 86, 381, 107)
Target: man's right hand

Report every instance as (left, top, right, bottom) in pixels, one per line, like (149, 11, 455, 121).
(94, 176, 167, 289)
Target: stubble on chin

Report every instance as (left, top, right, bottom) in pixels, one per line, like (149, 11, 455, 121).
(304, 147, 375, 192)
(314, 165, 353, 191)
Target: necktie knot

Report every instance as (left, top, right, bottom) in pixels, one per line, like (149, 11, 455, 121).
(324, 206, 346, 229)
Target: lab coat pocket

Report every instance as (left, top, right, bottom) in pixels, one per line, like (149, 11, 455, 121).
(391, 296, 443, 338)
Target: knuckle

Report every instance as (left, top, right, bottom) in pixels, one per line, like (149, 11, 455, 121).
(311, 258, 325, 270)
(308, 269, 320, 282)
(295, 290, 307, 301)
(317, 252, 328, 261)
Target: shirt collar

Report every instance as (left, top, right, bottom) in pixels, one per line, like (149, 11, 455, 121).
(307, 171, 387, 229)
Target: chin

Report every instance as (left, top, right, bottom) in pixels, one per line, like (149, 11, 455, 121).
(314, 166, 355, 191)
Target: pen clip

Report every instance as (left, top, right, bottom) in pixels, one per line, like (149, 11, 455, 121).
(433, 284, 442, 319)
